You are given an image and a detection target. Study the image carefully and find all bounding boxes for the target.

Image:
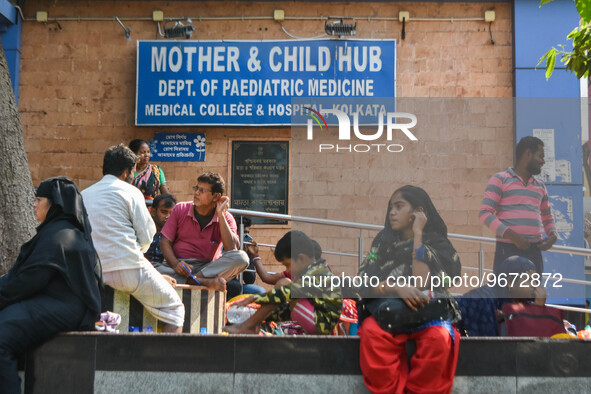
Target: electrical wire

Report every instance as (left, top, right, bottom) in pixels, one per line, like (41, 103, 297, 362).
(13, 5, 25, 21)
(280, 23, 327, 40)
(20, 14, 488, 23)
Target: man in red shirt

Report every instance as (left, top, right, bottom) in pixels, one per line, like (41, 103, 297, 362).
(160, 172, 248, 291)
(479, 136, 557, 275)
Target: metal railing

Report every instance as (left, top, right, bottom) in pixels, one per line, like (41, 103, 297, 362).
(230, 208, 591, 314)
(230, 208, 591, 258)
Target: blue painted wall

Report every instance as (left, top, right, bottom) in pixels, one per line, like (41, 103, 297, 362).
(514, 0, 584, 304)
(514, 0, 580, 97)
(0, 0, 20, 102)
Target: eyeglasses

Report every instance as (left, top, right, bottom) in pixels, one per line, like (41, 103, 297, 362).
(192, 186, 212, 194)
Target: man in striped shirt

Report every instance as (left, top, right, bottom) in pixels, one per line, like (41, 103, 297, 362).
(479, 136, 557, 274)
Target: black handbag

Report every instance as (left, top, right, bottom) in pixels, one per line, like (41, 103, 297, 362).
(364, 292, 457, 334)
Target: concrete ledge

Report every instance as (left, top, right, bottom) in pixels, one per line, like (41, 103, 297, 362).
(22, 333, 591, 393)
(94, 372, 368, 394)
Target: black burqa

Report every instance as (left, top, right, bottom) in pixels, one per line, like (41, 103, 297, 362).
(0, 177, 102, 394)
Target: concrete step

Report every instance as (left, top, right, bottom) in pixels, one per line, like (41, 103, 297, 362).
(20, 333, 591, 393)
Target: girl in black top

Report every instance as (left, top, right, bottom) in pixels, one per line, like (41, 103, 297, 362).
(357, 185, 461, 394)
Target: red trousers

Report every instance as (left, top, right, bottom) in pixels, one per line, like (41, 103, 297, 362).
(359, 316, 460, 394)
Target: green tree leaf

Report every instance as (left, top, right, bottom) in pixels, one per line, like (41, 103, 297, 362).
(576, 0, 591, 23)
(545, 49, 557, 79)
(540, 0, 591, 81)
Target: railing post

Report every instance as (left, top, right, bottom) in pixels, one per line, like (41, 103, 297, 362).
(238, 221, 244, 285)
(478, 243, 484, 279)
(359, 229, 364, 267)
(239, 222, 244, 249)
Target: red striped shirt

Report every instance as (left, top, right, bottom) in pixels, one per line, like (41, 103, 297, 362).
(479, 168, 556, 243)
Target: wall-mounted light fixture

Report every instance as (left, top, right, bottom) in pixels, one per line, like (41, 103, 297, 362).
(158, 18, 195, 39)
(324, 17, 356, 38)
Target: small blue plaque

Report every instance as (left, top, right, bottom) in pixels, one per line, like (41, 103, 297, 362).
(149, 132, 206, 162)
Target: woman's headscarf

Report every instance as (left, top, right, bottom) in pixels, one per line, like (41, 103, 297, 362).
(381, 185, 447, 239)
(16, 176, 103, 328)
(370, 185, 460, 279)
(35, 176, 93, 241)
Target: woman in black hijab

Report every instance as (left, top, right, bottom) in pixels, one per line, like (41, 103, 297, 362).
(0, 177, 102, 393)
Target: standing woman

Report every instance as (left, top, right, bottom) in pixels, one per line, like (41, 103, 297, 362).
(0, 177, 102, 393)
(357, 185, 462, 394)
(129, 139, 170, 203)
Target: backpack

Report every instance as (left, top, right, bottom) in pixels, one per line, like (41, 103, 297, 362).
(499, 303, 566, 337)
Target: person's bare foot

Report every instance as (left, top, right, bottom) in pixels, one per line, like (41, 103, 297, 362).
(211, 277, 226, 291)
(195, 276, 227, 291)
(224, 321, 259, 334)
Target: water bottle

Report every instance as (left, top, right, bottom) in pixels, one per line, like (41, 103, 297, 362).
(227, 305, 255, 324)
(422, 289, 434, 301)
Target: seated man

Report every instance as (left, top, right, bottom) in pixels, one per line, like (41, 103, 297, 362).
(82, 144, 184, 333)
(145, 193, 177, 278)
(160, 172, 248, 291)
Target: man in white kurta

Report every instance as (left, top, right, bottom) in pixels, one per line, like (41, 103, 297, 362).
(82, 144, 184, 332)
